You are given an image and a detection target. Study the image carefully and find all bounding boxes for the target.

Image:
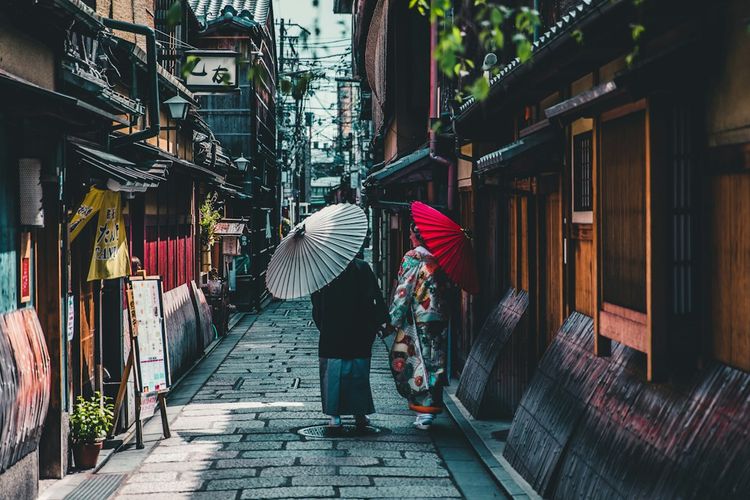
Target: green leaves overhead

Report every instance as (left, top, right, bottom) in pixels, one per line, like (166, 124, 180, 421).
(411, 1, 542, 102)
(182, 55, 201, 81)
(467, 76, 490, 102)
(166, 1, 183, 30)
(571, 29, 584, 45)
(279, 71, 322, 101)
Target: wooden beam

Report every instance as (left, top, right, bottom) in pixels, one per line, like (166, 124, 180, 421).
(37, 182, 65, 478)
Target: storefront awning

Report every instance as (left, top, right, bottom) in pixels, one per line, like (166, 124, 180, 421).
(365, 148, 432, 186)
(0, 70, 127, 126)
(73, 144, 167, 191)
(476, 127, 559, 175)
(217, 182, 251, 200)
(128, 142, 225, 184)
(545, 81, 624, 123)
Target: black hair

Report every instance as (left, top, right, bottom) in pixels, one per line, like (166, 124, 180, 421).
(410, 222, 426, 246)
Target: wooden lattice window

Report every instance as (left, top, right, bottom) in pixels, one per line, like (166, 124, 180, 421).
(600, 110, 646, 313)
(573, 131, 593, 212)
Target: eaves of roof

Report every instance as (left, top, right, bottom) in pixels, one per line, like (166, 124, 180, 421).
(476, 127, 558, 175)
(188, 0, 271, 27)
(365, 148, 431, 186)
(456, 0, 620, 121)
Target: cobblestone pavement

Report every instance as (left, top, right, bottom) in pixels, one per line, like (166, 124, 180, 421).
(112, 299, 507, 499)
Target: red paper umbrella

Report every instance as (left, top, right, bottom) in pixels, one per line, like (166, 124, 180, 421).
(411, 201, 479, 294)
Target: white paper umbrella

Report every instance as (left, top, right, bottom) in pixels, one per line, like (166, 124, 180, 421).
(266, 203, 368, 299)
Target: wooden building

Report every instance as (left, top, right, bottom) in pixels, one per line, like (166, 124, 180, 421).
(0, 0, 240, 491)
(452, 0, 750, 496)
(186, 0, 280, 311)
(350, 0, 456, 296)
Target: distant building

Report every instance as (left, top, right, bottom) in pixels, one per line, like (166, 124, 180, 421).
(310, 176, 342, 209)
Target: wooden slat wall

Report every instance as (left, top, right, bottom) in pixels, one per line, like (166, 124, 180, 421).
(456, 188, 476, 371)
(571, 228, 594, 317)
(707, 173, 750, 371)
(520, 196, 530, 291)
(600, 110, 647, 313)
(503, 313, 601, 496)
(544, 189, 564, 346)
(71, 220, 97, 397)
(508, 196, 519, 289)
(143, 177, 195, 292)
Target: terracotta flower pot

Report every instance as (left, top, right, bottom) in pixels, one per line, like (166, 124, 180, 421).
(73, 440, 103, 469)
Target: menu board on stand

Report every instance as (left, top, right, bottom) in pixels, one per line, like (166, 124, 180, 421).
(112, 276, 171, 448)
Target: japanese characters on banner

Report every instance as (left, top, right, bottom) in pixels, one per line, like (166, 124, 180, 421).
(129, 279, 169, 394)
(69, 187, 104, 242)
(69, 187, 131, 281)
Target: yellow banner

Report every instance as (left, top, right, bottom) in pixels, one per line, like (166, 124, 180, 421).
(87, 190, 130, 281)
(69, 187, 105, 242)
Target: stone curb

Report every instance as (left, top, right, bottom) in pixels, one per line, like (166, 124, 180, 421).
(443, 388, 541, 500)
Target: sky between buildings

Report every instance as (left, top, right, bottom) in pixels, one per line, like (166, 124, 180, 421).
(273, 0, 352, 164)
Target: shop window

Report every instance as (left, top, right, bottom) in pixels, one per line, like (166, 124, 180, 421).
(573, 131, 593, 212)
(600, 110, 646, 313)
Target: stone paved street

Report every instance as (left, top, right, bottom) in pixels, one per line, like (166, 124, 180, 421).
(109, 299, 507, 499)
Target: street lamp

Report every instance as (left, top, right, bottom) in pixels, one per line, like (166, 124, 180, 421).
(234, 155, 250, 172)
(163, 95, 190, 121)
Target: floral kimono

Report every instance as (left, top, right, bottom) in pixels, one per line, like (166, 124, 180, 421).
(388, 247, 450, 412)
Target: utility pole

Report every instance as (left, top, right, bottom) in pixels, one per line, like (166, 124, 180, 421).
(277, 18, 286, 226)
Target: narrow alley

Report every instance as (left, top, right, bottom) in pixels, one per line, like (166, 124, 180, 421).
(87, 299, 507, 499)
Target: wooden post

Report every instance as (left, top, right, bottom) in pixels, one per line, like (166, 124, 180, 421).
(158, 393, 171, 438)
(109, 349, 133, 438)
(134, 391, 144, 449)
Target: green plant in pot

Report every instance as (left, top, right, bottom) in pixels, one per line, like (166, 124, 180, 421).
(70, 391, 114, 469)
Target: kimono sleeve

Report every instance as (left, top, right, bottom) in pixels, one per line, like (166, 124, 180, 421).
(388, 255, 419, 330)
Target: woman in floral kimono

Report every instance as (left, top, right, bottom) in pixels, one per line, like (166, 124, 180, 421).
(386, 223, 450, 430)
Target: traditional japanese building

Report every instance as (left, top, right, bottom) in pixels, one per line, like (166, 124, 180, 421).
(185, 0, 279, 311)
(452, 0, 750, 496)
(346, 0, 750, 496)
(0, 0, 241, 492)
(349, 0, 456, 297)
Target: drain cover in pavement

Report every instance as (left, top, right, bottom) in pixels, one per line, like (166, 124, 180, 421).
(63, 474, 125, 500)
(297, 424, 387, 439)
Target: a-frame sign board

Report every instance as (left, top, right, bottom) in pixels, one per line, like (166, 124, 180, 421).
(111, 275, 171, 448)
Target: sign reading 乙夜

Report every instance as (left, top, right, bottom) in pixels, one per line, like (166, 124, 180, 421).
(184, 51, 238, 91)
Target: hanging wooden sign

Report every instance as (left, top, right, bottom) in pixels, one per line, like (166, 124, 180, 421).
(112, 276, 171, 448)
(128, 277, 170, 394)
(20, 232, 31, 303)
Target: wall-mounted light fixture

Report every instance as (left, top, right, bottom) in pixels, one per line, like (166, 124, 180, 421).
(234, 155, 250, 172)
(164, 95, 190, 121)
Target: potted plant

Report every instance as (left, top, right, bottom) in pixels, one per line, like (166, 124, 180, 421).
(70, 391, 114, 469)
(199, 192, 222, 273)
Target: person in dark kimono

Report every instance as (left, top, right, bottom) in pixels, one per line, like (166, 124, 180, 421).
(311, 257, 388, 428)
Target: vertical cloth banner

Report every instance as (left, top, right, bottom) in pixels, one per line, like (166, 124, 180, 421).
(69, 187, 131, 281)
(88, 190, 130, 281)
(69, 187, 105, 242)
